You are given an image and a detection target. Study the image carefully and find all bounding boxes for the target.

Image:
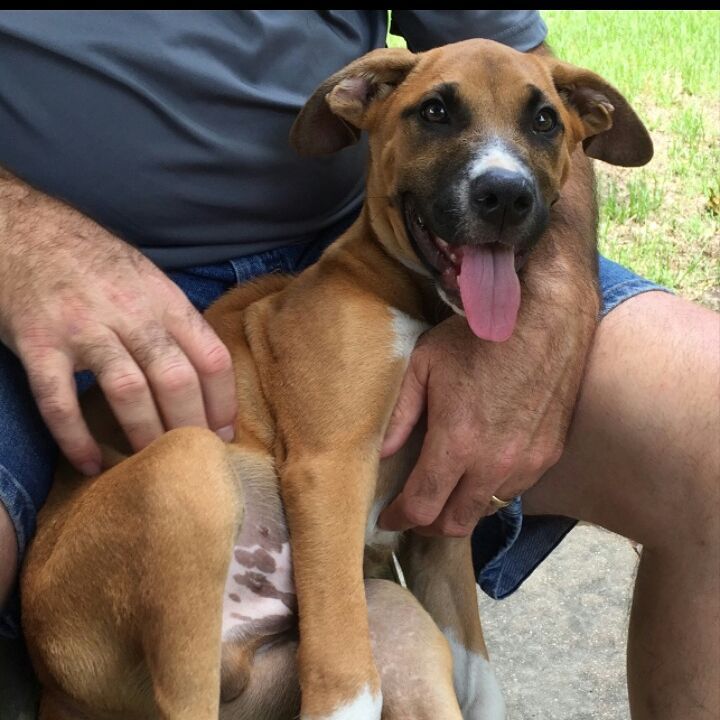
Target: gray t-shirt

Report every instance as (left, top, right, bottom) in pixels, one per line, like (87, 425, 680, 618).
(0, 10, 547, 269)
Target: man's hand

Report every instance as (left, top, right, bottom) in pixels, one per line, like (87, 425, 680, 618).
(0, 170, 237, 475)
(379, 149, 599, 536)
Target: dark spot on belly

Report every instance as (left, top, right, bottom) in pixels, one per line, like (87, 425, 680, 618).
(229, 593, 241, 603)
(233, 571, 296, 611)
(234, 547, 277, 573)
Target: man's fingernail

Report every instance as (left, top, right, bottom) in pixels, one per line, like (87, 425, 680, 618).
(80, 462, 101, 477)
(216, 425, 234, 442)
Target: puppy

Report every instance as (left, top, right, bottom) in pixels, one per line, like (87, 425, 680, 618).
(22, 39, 651, 720)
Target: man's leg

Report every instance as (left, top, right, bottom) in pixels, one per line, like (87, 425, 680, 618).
(522, 291, 720, 720)
(0, 341, 58, 638)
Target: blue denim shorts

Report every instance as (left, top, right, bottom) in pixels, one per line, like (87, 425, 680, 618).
(0, 240, 665, 637)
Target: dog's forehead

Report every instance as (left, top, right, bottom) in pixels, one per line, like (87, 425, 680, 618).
(400, 39, 553, 109)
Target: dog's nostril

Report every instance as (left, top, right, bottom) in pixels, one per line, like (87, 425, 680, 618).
(514, 194, 532, 213)
(480, 193, 499, 211)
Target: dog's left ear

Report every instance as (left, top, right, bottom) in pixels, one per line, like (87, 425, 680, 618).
(549, 59, 653, 167)
(290, 48, 419, 157)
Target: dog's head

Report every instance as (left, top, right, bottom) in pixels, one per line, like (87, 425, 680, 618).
(291, 39, 652, 341)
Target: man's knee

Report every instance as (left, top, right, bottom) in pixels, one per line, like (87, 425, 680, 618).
(0, 504, 18, 610)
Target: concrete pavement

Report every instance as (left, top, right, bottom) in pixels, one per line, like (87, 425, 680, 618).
(479, 523, 638, 720)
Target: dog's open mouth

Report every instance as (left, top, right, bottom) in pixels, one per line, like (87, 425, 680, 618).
(403, 198, 526, 342)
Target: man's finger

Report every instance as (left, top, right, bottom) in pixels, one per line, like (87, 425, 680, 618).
(88, 334, 166, 452)
(25, 350, 101, 475)
(165, 306, 236, 439)
(381, 352, 429, 458)
(378, 434, 463, 531)
(430, 472, 492, 537)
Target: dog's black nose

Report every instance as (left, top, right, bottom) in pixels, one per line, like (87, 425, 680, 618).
(470, 169, 534, 228)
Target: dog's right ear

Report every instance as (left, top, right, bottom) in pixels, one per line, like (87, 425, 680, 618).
(290, 48, 419, 157)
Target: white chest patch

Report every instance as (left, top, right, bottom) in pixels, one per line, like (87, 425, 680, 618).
(445, 628, 506, 720)
(303, 685, 382, 720)
(389, 307, 429, 360)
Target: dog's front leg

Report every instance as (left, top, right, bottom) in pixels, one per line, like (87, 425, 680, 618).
(399, 534, 506, 720)
(282, 452, 381, 720)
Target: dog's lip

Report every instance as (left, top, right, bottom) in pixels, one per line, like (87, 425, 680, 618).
(402, 197, 529, 287)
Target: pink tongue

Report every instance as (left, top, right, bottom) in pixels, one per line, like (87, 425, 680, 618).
(457, 245, 520, 342)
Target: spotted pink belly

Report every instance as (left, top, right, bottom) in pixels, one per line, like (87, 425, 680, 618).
(222, 528, 296, 641)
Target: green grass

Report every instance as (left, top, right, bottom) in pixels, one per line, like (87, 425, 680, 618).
(390, 11, 720, 308)
(544, 11, 719, 100)
(545, 10, 719, 307)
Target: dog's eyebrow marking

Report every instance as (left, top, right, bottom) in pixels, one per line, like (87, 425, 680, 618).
(401, 82, 471, 129)
(526, 85, 548, 110)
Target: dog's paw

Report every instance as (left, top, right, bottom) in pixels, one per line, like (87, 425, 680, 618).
(445, 630, 506, 720)
(302, 686, 382, 720)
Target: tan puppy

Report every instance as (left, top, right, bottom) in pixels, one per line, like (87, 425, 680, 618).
(21, 39, 651, 720)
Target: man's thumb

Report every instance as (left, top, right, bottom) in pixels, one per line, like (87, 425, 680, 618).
(381, 354, 428, 458)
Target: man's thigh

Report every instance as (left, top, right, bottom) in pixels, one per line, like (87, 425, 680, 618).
(522, 289, 720, 545)
(0, 341, 58, 636)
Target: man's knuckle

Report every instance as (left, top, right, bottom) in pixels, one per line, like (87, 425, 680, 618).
(37, 396, 76, 425)
(439, 518, 472, 538)
(104, 371, 148, 403)
(62, 439, 93, 458)
(27, 371, 61, 402)
(468, 492, 488, 513)
(527, 442, 564, 476)
(16, 326, 60, 358)
(446, 438, 472, 464)
(76, 334, 124, 369)
(155, 362, 196, 394)
(490, 454, 516, 481)
(122, 421, 158, 446)
(125, 324, 175, 368)
(416, 467, 445, 498)
(404, 502, 437, 527)
(198, 342, 232, 377)
(546, 442, 565, 468)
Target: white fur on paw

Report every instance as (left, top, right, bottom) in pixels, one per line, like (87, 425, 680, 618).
(445, 629, 506, 720)
(302, 685, 382, 720)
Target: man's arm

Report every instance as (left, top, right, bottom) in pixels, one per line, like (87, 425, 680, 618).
(379, 91, 600, 536)
(0, 168, 237, 473)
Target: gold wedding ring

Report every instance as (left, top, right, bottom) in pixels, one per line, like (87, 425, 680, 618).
(490, 495, 512, 510)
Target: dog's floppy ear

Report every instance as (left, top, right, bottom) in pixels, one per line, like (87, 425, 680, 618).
(548, 59, 653, 167)
(290, 48, 419, 157)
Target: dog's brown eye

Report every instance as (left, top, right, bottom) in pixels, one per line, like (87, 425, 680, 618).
(420, 99, 448, 124)
(533, 107, 557, 133)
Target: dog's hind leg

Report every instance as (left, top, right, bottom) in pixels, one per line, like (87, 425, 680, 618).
(366, 579, 463, 720)
(24, 427, 247, 720)
(219, 579, 462, 720)
(398, 535, 506, 720)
